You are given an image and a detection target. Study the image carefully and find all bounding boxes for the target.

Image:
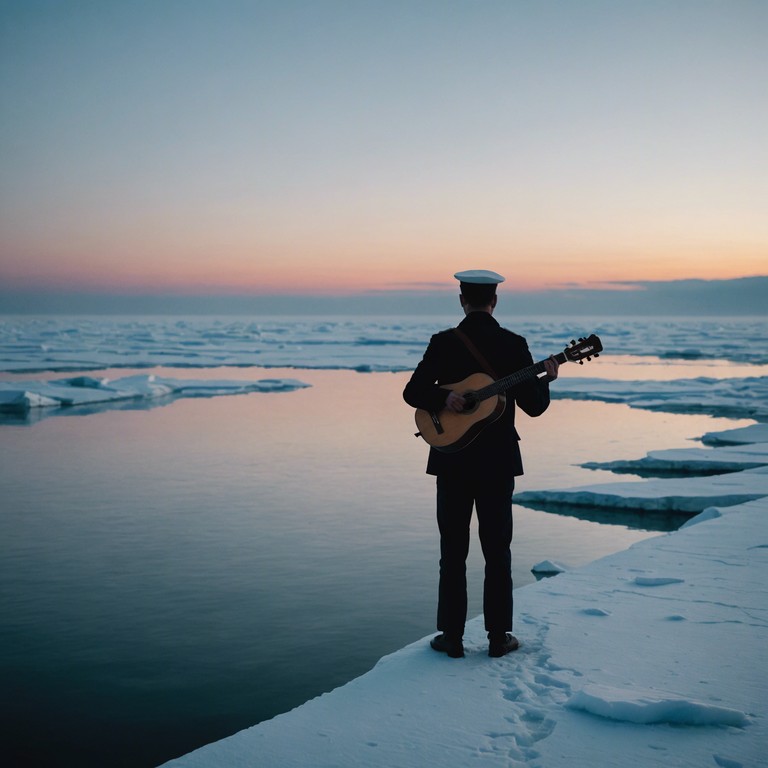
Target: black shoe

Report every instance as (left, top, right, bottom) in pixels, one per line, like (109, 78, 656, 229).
(488, 632, 520, 657)
(430, 633, 464, 658)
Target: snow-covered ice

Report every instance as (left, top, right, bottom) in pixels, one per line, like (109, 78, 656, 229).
(702, 423, 768, 446)
(161, 424, 767, 768)
(552, 375, 768, 421)
(0, 374, 309, 418)
(582, 443, 768, 474)
(531, 560, 568, 576)
(516, 467, 768, 513)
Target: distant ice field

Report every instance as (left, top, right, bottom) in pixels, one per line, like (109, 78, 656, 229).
(1, 315, 766, 424)
(1, 314, 766, 373)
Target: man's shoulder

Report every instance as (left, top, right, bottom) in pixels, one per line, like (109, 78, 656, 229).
(497, 326, 529, 346)
(429, 317, 529, 348)
(428, 327, 459, 344)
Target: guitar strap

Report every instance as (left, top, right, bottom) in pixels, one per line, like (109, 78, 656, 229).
(452, 328, 499, 380)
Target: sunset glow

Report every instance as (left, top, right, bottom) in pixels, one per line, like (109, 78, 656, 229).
(1, 2, 766, 299)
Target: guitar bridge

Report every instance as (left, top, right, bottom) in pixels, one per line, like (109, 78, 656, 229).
(429, 412, 444, 435)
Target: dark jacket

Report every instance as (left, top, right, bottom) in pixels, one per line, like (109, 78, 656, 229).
(403, 311, 550, 478)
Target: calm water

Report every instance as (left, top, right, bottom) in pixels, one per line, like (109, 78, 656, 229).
(0, 366, 753, 767)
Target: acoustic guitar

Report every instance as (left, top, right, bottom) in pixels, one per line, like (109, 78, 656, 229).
(414, 334, 603, 452)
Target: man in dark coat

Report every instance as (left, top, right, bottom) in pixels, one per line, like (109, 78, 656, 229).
(403, 269, 559, 658)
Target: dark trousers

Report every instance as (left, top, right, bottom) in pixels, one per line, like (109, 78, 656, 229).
(436, 473, 515, 636)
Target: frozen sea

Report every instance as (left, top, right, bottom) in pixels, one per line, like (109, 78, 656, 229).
(1, 314, 766, 767)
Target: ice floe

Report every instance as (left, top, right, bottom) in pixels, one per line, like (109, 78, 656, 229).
(0, 374, 309, 420)
(701, 423, 768, 445)
(582, 443, 768, 475)
(553, 375, 768, 421)
(518, 424, 768, 516)
(516, 467, 768, 514)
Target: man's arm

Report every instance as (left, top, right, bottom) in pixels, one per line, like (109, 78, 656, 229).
(403, 335, 457, 413)
(513, 345, 558, 418)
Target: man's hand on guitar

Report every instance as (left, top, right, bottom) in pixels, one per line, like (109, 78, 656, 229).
(543, 356, 560, 382)
(414, 335, 601, 450)
(445, 390, 466, 413)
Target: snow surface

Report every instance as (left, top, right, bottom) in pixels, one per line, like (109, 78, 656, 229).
(161, 424, 767, 768)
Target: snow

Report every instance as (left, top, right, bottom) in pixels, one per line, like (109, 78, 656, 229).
(160, 424, 768, 768)
(565, 685, 750, 728)
(531, 560, 568, 575)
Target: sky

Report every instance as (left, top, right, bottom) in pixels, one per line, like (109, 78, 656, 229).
(1, 0, 766, 309)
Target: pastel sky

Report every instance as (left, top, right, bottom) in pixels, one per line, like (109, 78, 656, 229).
(1, 0, 766, 297)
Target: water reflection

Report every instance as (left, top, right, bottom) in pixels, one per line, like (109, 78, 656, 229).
(0, 393, 184, 424)
(516, 500, 690, 532)
(582, 464, 735, 478)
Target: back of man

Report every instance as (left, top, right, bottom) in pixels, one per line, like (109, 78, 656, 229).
(403, 309, 550, 479)
(403, 269, 557, 659)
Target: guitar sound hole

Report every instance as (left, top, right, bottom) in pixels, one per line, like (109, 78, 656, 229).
(462, 392, 478, 413)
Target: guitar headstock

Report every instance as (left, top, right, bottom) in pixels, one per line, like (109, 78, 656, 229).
(564, 334, 603, 365)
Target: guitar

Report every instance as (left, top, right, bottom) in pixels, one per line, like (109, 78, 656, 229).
(414, 334, 603, 452)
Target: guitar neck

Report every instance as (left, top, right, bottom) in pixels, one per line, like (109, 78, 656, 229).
(475, 351, 568, 401)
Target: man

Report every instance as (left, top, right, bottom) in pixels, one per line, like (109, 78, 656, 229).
(403, 269, 559, 658)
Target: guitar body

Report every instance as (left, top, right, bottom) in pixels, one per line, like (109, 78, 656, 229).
(411, 333, 602, 452)
(414, 373, 507, 452)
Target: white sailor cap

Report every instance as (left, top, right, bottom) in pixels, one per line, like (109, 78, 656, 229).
(453, 269, 505, 285)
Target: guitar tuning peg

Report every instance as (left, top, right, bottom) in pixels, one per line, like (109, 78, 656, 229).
(586, 356, 591, 361)
(570, 339, 576, 345)
(595, 353, 600, 358)
(578, 360, 584, 365)
(579, 336, 585, 341)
